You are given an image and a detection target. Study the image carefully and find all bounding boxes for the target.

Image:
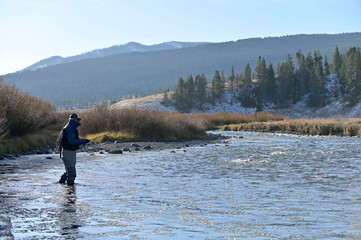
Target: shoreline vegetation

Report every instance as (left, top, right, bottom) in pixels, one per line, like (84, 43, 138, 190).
(2, 78, 361, 156)
(221, 118, 361, 137)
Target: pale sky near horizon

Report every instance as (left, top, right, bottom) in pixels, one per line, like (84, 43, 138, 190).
(0, 0, 360, 75)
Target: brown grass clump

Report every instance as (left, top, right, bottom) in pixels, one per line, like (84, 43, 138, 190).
(0, 131, 53, 155)
(222, 118, 361, 137)
(80, 105, 207, 142)
(191, 112, 288, 129)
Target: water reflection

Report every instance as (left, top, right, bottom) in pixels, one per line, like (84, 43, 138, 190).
(59, 186, 81, 239)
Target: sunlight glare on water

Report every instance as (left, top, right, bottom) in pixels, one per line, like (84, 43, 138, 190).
(1, 131, 361, 239)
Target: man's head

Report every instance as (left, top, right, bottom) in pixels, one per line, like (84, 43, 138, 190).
(69, 113, 83, 122)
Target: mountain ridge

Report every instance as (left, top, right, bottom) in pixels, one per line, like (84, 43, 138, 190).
(2, 32, 361, 108)
(21, 41, 209, 72)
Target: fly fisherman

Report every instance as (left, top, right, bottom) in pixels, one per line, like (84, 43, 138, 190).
(58, 113, 90, 186)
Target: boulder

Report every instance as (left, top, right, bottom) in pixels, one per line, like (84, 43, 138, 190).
(142, 145, 152, 150)
(114, 140, 122, 144)
(131, 143, 141, 147)
(109, 149, 123, 154)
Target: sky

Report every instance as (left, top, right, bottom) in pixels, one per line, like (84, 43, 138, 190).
(0, 0, 360, 75)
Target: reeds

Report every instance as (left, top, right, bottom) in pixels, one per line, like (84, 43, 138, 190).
(222, 118, 361, 136)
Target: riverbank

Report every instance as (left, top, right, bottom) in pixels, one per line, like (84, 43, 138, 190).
(0, 132, 228, 160)
(221, 118, 361, 137)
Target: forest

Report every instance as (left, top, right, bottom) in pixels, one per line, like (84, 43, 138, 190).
(171, 46, 361, 112)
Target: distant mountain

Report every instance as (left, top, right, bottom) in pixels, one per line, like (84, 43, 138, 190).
(2, 33, 361, 108)
(22, 41, 209, 71)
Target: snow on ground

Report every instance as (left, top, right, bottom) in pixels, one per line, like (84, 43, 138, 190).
(110, 74, 361, 119)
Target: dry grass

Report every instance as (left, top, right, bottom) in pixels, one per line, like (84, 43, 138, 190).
(222, 118, 361, 136)
(0, 131, 53, 155)
(191, 112, 288, 129)
(80, 105, 207, 142)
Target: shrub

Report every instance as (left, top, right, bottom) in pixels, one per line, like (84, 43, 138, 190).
(0, 79, 57, 136)
(0, 106, 8, 140)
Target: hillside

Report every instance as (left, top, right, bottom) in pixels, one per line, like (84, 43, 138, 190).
(22, 41, 208, 71)
(2, 33, 361, 108)
(110, 89, 361, 119)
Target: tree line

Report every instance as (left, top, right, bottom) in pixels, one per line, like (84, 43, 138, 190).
(170, 46, 361, 112)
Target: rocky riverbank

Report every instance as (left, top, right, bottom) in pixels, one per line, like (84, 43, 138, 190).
(0, 132, 228, 160)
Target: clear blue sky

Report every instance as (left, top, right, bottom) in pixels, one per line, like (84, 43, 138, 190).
(0, 0, 360, 75)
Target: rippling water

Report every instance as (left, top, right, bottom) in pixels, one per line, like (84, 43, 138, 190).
(2, 131, 361, 239)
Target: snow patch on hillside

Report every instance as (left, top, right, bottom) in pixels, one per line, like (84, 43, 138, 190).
(112, 74, 361, 119)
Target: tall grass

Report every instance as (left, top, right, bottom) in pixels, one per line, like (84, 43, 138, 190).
(80, 105, 207, 141)
(222, 118, 361, 137)
(191, 112, 288, 129)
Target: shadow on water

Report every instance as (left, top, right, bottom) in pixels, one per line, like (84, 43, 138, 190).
(59, 186, 80, 238)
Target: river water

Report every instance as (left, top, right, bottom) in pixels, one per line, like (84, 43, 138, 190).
(1, 131, 361, 239)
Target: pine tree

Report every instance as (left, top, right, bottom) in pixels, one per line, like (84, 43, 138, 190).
(228, 65, 235, 93)
(195, 74, 207, 110)
(184, 75, 195, 111)
(308, 51, 326, 107)
(324, 56, 330, 76)
(240, 63, 253, 107)
(254, 56, 267, 110)
(172, 77, 186, 111)
(342, 47, 361, 103)
(332, 46, 342, 77)
(211, 70, 223, 102)
(266, 63, 277, 102)
(295, 50, 309, 101)
(278, 55, 295, 108)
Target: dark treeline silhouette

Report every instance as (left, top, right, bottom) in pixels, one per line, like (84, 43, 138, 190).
(172, 46, 361, 112)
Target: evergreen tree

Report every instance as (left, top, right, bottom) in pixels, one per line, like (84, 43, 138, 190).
(240, 63, 253, 107)
(172, 77, 186, 111)
(278, 55, 295, 108)
(221, 70, 226, 90)
(332, 46, 342, 76)
(295, 50, 309, 101)
(324, 56, 330, 76)
(195, 74, 207, 110)
(211, 70, 223, 102)
(309, 51, 326, 107)
(341, 47, 361, 103)
(254, 56, 267, 110)
(266, 63, 277, 102)
(228, 65, 235, 93)
(184, 75, 195, 111)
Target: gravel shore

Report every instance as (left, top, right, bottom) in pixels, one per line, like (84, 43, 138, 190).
(0, 132, 229, 159)
(82, 132, 229, 154)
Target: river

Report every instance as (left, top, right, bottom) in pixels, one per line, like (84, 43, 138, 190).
(1, 131, 361, 239)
